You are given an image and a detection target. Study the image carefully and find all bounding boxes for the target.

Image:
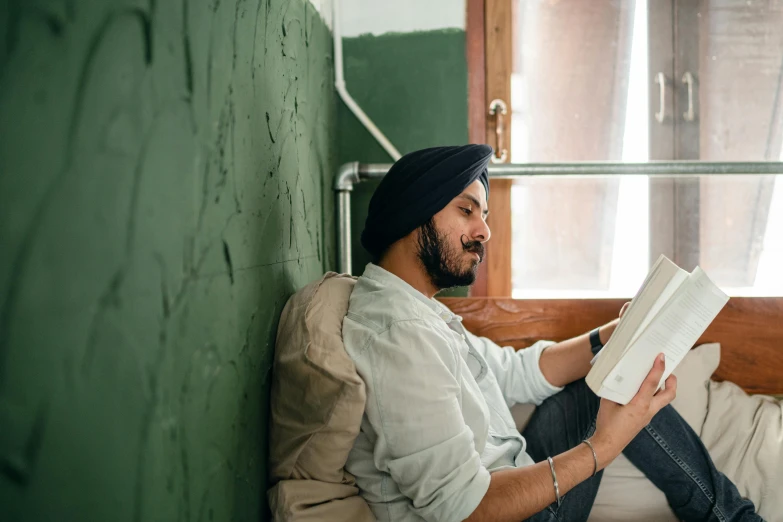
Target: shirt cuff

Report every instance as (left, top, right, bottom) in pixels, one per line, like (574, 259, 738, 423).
(450, 465, 491, 522)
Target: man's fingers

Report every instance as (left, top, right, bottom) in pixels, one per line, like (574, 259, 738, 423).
(651, 375, 677, 411)
(619, 302, 631, 318)
(640, 354, 666, 396)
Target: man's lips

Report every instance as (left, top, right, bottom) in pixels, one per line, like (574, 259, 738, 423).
(465, 249, 483, 261)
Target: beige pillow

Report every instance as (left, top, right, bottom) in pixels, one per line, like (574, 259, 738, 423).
(267, 273, 375, 522)
(701, 380, 783, 521)
(268, 480, 374, 522)
(670, 342, 721, 436)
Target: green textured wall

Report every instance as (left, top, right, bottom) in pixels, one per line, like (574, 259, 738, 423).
(0, 1, 335, 521)
(337, 29, 470, 295)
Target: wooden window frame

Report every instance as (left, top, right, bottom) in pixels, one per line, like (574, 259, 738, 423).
(467, 0, 513, 297)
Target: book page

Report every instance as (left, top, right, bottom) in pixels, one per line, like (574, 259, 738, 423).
(600, 267, 728, 402)
(624, 270, 689, 352)
(587, 255, 684, 392)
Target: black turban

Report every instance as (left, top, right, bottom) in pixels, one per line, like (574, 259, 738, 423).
(361, 144, 493, 259)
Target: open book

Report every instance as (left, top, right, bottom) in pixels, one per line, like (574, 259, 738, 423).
(586, 254, 729, 405)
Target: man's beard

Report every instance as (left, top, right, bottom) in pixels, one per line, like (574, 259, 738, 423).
(417, 218, 485, 290)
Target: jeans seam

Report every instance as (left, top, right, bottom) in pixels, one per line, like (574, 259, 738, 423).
(643, 424, 728, 522)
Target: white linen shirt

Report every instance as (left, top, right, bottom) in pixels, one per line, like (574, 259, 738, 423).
(343, 264, 564, 522)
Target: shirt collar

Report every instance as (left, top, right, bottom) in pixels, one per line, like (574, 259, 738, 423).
(361, 263, 462, 323)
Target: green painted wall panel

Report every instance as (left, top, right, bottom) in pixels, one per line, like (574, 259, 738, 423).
(0, 1, 335, 521)
(337, 29, 470, 295)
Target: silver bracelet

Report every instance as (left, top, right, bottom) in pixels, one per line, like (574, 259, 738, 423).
(546, 456, 562, 507)
(582, 439, 598, 477)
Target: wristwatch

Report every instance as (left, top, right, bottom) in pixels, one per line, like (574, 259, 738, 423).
(589, 327, 603, 355)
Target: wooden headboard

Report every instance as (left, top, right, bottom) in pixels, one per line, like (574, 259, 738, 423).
(439, 297, 783, 396)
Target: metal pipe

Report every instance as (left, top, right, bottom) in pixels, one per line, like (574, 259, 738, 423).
(333, 1, 401, 161)
(335, 161, 783, 274)
(335, 162, 390, 274)
(337, 190, 352, 275)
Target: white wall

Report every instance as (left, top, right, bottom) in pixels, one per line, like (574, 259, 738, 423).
(311, 0, 466, 36)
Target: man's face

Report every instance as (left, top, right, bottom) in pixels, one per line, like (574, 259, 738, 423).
(417, 179, 491, 290)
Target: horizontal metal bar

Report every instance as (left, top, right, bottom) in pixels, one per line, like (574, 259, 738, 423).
(484, 162, 783, 177)
(337, 162, 783, 190)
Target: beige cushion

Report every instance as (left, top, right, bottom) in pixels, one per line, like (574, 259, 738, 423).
(668, 342, 721, 435)
(268, 480, 374, 522)
(701, 380, 783, 521)
(267, 273, 375, 521)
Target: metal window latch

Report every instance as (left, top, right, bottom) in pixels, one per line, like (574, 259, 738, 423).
(488, 99, 509, 163)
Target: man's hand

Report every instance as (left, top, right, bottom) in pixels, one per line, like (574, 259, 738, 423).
(619, 301, 630, 318)
(589, 353, 677, 469)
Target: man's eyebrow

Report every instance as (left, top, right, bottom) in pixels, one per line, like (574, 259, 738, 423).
(459, 194, 489, 216)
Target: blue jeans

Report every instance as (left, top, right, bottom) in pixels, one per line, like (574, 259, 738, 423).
(520, 379, 763, 522)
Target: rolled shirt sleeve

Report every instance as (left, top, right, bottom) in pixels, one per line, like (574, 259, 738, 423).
(349, 320, 491, 522)
(465, 331, 564, 407)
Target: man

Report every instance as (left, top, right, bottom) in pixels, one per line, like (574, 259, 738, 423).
(342, 145, 761, 522)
